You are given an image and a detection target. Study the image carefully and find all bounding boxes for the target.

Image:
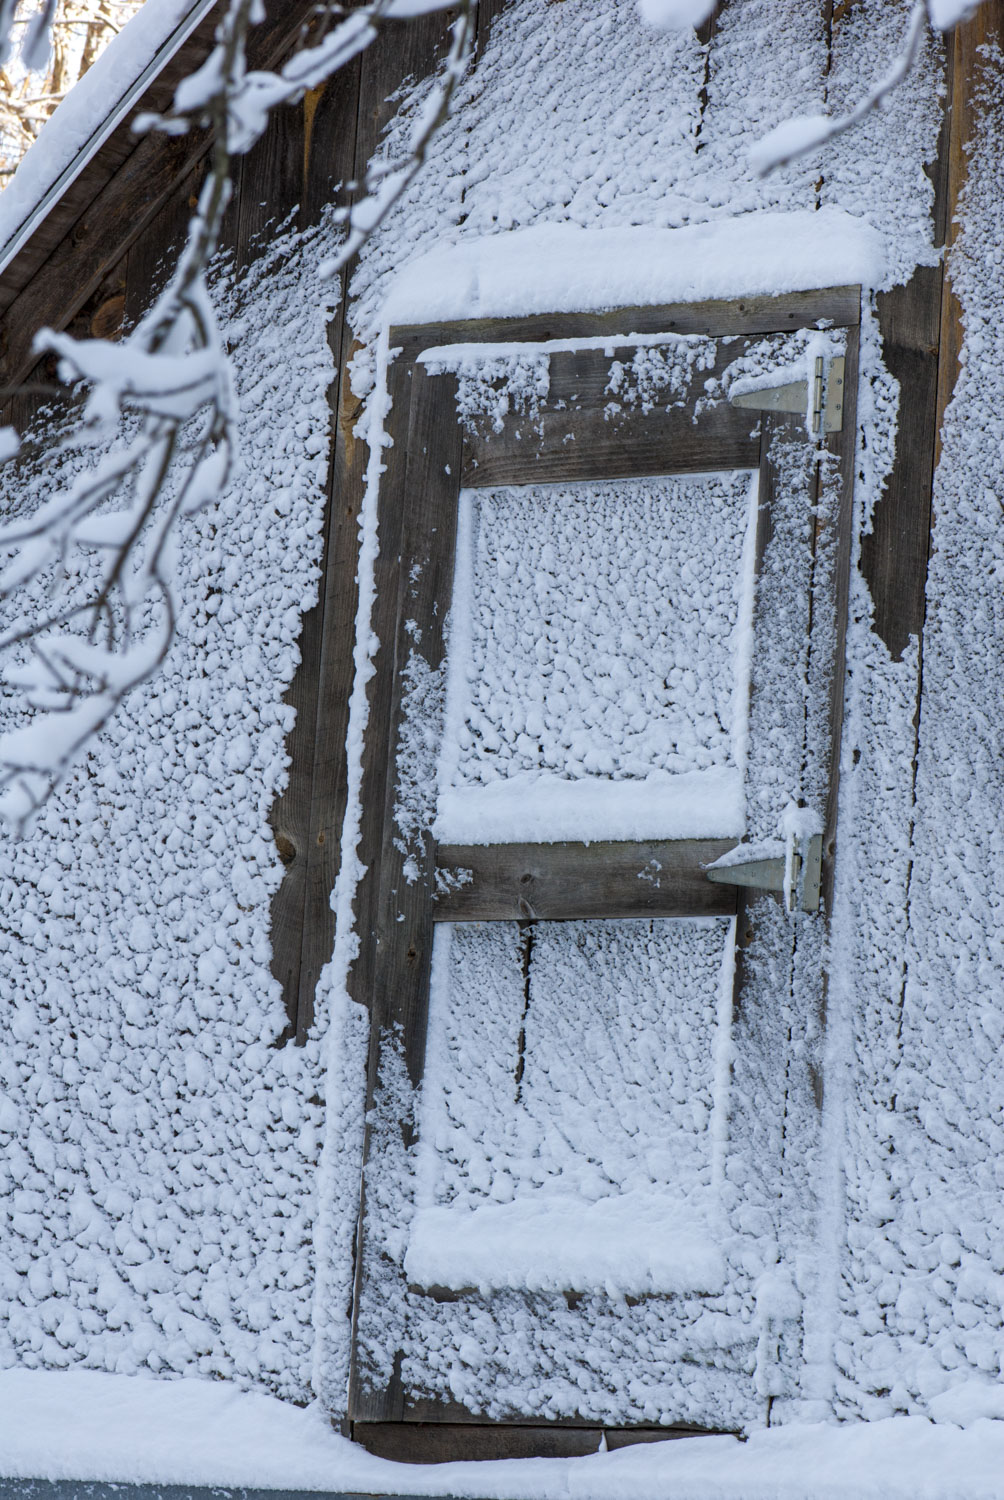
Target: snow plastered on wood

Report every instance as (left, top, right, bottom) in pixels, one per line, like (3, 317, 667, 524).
(0, 221, 337, 1400)
(5, 1365, 1004, 1496)
(336, 0, 949, 1434)
(434, 472, 756, 844)
(4, 0, 987, 1453)
(385, 212, 887, 327)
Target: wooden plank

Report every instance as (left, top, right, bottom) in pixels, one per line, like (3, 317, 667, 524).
(0, 125, 211, 393)
(0, 3, 224, 311)
(276, 58, 365, 1042)
(858, 269, 942, 658)
(233, 92, 306, 272)
(353, 1421, 603, 1461)
(463, 405, 758, 487)
(475, 0, 510, 59)
(390, 286, 861, 364)
(820, 320, 859, 917)
(266, 8, 455, 1037)
(124, 157, 205, 328)
(458, 338, 762, 484)
(434, 840, 738, 921)
(935, 3, 1004, 471)
(843, 0, 948, 660)
(347, 364, 465, 1423)
(267, 4, 452, 1040)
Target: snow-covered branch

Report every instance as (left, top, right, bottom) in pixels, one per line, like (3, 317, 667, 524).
(0, 0, 474, 830)
(750, 0, 983, 175)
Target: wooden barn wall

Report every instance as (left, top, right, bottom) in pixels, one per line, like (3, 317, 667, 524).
(0, 2, 507, 1043)
(0, 0, 992, 1052)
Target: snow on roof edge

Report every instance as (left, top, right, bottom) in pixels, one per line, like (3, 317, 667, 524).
(0, 0, 216, 278)
(383, 210, 894, 328)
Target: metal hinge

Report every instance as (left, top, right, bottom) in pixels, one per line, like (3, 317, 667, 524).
(729, 355, 844, 435)
(706, 833, 823, 913)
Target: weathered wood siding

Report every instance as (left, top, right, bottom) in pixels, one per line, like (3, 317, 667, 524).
(0, 0, 993, 1059)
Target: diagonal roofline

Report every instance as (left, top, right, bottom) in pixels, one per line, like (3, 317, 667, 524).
(0, 0, 216, 277)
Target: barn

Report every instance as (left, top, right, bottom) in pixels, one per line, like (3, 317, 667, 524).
(1, 0, 1004, 1492)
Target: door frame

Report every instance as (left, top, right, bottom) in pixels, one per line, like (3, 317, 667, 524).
(346, 288, 861, 1443)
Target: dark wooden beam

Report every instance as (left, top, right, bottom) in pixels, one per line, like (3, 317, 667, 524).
(463, 408, 758, 487)
(352, 1418, 721, 1463)
(935, 1, 1004, 469)
(434, 839, 738, 921)
(390, 286, 861, 363)
(266, 8, 457, 1039)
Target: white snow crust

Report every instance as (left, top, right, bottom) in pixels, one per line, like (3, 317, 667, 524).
(408, 918, 732, 1298)
(5, 1367, 1004, 1498)
(9, 0, 1002, 1476)
(434, 473, 756, 844)
(386, 212, 887, 327)
(406, 1194, 726, 1299)
(0, 219, 338, 1401)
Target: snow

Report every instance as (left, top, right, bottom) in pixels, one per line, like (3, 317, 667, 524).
(928, 0, 982, 29)
(406, 1193, 727, 1298)
(638, 0, 717, 31)
(6, 0, 996, 1474)
(385, 212, 888, 328)
(0, 0, 214, 274)
(5, 1368, 1004, 1498)
(434, 473, 757, 844)
(435, 769, 744, 845)
(412, 917, 732, 1301)
(0, 217, 338, 1401)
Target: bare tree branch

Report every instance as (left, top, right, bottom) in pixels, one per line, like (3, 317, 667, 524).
(0, 0, 475, 830)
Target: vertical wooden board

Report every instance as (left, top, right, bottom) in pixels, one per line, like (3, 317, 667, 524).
(124, 158, 205, 330)
(854, 0, 950, 660)
(266, 10, 454, 1041)
(233, 99, 307, 273)
(820, 321, 859, 906)
(353, 12, 455, 175)
(300, 53, 364, 230)
(858, 269, 942, 659)
(936, 2, 1004, 465)
(264, 57, 362, 1040)
(292, 320, 364, 1040)
(355, 363, 464, 1063)
(475, 0, 509, 59)
(348, 365, 464, 1422)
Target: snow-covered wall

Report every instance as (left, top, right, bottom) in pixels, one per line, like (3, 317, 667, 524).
(828, 37, 1004, 1424)
(7, 0, 1003, 1435)
(0, 228, 336, 1401)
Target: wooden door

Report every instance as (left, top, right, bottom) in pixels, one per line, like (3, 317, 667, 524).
(346, 291, 860, 1457)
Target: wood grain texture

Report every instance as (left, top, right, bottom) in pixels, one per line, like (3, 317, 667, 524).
(820, 321, 859, 919)
(856, 4, 951, 661)
(461, 339, 761, 485)
(935, 3, 1004, 469)
(464, 408, 758, 487)
(859, 270, 942, 658)
(123, 157, 205, 330)
(354, 1420, 605, 1462)
(347, 364, 465, 1423)
(391, 286, 861, 364)
(434, 840, 738, 921)
(0, 0, 321, 394)
(475, 0, 510, 59)
(0, 2, 223, 312)
(267, 5, 453, 1039)
(351, 1419, 724, 1462)
(263, 48, 362, 1041)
